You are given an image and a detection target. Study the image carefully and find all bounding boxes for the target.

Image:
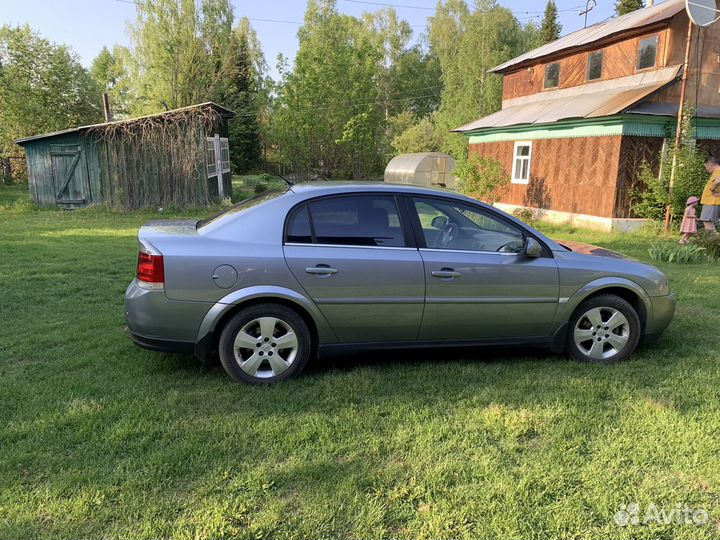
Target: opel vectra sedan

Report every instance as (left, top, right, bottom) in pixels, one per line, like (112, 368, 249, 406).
(125, 183, 675, 384)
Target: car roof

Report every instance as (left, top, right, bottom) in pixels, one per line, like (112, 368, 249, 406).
(289, 181, 458, 197)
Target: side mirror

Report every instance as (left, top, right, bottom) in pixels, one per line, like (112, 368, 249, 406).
(431, 215, 448, 229)
(524, 237, 543, 258)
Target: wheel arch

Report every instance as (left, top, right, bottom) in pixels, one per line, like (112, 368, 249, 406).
(194, 286, 336, 362)
(563, 278, 650, 333)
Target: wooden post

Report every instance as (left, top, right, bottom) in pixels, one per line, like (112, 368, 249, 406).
(213, 134, 224, 199)
(102, 93, 113, 123)
(1, 157, 11, 180)
(665, 19, 694, 232)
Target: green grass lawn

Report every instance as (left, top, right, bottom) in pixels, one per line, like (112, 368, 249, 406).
(1, 183, 720, 539)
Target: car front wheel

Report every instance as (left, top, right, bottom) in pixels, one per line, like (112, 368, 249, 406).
(566, 294, 641, 364)
(218, 303, 311, 384)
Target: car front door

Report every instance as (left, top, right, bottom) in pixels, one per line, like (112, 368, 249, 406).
(283, 194, 425, 342)
(408, 196, 560, 341)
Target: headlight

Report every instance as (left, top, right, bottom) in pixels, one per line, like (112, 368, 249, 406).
(655, 273, 670, 296)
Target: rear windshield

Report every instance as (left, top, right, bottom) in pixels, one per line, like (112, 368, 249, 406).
(197, 188, 289, 229)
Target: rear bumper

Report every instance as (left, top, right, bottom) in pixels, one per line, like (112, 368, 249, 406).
(130, 331, 195, 354)
(125, 279, 212, 355)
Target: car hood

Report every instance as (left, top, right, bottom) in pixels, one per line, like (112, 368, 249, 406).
(554, 240, 632, 260)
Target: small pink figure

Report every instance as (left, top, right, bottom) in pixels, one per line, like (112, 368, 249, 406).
(680, 196, 699, 244)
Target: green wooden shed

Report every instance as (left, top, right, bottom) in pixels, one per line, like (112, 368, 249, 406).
(15, 102, 235, 209)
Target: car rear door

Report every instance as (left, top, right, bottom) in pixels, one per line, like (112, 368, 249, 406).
(283, 193, 425, 342)
(407, 195, 560, 340)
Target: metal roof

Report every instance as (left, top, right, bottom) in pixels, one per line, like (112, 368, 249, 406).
(15, 102, 235, 145)
(453, 65, 681, 133)
(491, 0, 685, 74)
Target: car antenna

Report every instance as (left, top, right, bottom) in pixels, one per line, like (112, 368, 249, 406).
(277, 172, 294, 188)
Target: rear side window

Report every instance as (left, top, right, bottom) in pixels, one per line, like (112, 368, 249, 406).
(286, 205, 312, 243)
(285, 195, 405, 247)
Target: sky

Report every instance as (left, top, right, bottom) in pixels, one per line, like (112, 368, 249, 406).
(2, 0, 619, 80)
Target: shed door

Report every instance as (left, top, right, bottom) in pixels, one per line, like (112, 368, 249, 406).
(50, 144, 90, 207)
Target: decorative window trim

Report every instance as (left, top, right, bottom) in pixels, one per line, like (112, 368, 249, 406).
(511, 141, 532, 185)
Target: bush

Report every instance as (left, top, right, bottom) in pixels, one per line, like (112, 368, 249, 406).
(512, 207, 536, 224)
(691, 230, 720, 260)
(455, 153, 509, 205)
(630, 108, 708, 221)
(648, 243, 707, 264)
(254, 182, 268, 194)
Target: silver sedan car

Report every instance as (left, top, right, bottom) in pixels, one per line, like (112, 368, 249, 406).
(125, 183, 675, 384)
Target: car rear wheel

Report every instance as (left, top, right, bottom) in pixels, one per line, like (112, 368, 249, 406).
(218, 303, 311, 384)
(566, 294, 641, 364)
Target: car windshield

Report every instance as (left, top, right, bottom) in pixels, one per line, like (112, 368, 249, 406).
(197, 188, 289, 229)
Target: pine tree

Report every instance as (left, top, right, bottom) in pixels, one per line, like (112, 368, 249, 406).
(225, 28, 261, 173)
(539, 0, 561, 45)
(615, 0, 644, 16)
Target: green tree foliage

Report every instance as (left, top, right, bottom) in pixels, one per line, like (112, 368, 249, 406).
(539, 0, 561, 45)
(271, 0, 384, 178)
(90, 46, 132, 118)
(0, 25, 102, 158)
(125, 0, 235, 114)
(223, 19, 265, 173)
(454, 152, 509, 204)
(615, 0, 644, 16)
(429, 0, 532, 159)
(391, 114, 443, 155)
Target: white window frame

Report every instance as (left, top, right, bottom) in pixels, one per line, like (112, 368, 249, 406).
(206, 136, 231, 178)
(511, 141, 532, 184)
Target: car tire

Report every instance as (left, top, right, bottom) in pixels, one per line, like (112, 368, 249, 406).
(218, 303, 311, 384)
(566, 294, 641, 364)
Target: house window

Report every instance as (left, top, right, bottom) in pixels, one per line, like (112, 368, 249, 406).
(637, 35, 659, 70)
(544, 62, 560, 89)
(587, 50, 604, 81)
(511, 142, 532, 184)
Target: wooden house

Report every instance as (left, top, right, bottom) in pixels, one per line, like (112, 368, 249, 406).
(16, 102, 234, 210)
(454, 0, 720, 230)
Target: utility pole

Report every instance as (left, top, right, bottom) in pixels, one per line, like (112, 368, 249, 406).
(664, 19, 694, 232)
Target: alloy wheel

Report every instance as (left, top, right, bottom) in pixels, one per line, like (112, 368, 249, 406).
(233, 316, 299, 378)
(573, 306, 630, 361)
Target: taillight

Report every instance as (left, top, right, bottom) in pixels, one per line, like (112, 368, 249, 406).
(136, 240, 164, 287)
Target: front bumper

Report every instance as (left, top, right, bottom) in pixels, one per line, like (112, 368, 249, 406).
(644, 293, 677, 341)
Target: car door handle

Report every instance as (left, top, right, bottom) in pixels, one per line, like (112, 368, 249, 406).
(431, 269, 461, 278)
(305, 266, 338, 275)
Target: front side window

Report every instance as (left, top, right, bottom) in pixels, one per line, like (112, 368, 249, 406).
(512, 141, 532, 184)
(544, 62, 560, 89)
(637, 35, 658, 70)
(587, 50, 604, 81)
(286, 195, 405, 247)
(412, 197, 525, 253)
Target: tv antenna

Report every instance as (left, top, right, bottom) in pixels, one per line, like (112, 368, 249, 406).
(579, 0, 597, 28)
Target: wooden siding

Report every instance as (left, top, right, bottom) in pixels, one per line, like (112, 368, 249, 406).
(616, 136, 664, 218)
(24, 132, 103, 208)
(650, 11, 720, 110)
(502, 28, 669, 101)
(470, 136, 623, 218)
